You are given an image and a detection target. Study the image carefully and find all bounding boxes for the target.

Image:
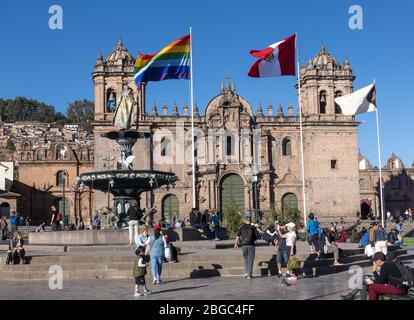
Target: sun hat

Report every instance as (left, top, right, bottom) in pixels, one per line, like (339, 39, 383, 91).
(285, 222, 296, 228)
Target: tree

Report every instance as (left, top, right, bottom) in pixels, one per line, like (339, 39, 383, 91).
(223, 201, 243, 239)
(66, 99, 94, 132)
(0, 97, 64, 123)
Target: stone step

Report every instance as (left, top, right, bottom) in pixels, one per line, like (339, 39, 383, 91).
(0, 245, 66, 254)
(2, 253, 413, 282)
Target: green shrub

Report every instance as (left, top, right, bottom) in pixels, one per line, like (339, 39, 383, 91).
(223, 202, 243, 239)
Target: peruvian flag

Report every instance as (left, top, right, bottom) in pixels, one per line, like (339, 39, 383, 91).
(248, 34, 296, 78)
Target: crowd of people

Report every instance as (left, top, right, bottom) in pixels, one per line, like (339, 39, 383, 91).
(387, 208, 413, 223)
(2, 203, 413, 300)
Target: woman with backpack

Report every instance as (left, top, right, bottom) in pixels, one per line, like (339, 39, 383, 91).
(234, 213, 258, 280)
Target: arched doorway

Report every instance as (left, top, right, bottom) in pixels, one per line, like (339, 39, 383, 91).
(0, 203, 10, 219)
(282, 193, 298, 218)
(360, 199, 372, 220)
(220, 174, 245, 214)
(162, 194, 179, 223)
(53, 198, 70, 225)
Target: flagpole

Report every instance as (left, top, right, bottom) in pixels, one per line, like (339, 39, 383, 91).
(295, 33, 307, 228)
(190, 27, 197, 210)
(374, 81, 385, 228)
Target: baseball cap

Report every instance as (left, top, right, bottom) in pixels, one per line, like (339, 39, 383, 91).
(244, 213, 252, 221)
(285, 222, 296, 228)
(373, 252, 386, 262)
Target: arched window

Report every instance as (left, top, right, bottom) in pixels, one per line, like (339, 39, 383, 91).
(335, 91, 343, 114)
(282, 138, 292, 156)
(161, 137, 172, 157)
(226, 135, 234, 156)
(359, 179, 366, 189)
(319, 90, 327, 114)
(106, 89, 117, 113)
(56, 171, 66, 187)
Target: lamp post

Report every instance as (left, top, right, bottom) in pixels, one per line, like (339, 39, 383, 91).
(252, 174, 259, 224)
(62, 171, 67, 228)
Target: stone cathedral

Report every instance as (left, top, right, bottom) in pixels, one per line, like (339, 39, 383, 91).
(92, 40, 360, 223)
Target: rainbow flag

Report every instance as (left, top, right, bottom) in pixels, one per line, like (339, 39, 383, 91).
(134, 34, 190, 86)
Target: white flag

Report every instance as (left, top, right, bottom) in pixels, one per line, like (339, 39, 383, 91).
(334, 83, 376, 116)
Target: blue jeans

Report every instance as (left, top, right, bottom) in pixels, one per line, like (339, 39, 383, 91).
(150, 256, 164, 281)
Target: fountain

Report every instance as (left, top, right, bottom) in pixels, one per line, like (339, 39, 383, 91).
(29, 86, 178, 245)
(79, 130, 177, 228)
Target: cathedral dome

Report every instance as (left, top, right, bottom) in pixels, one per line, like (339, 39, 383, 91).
(105, 39, 135, 65)
(312, 46, 340, 69)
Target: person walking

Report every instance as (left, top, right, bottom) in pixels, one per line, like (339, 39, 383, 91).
(306, 213, 320, 255)
(50, 206, 60, 231)
(127, 200, 142, 245)
(1, 216, 8, 240)
(149, 225, 165, 285)
(10, 211, 18, 235)
(234, 213, 258, 280)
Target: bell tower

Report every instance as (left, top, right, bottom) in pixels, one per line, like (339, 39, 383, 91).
(299, 46, 355, 117)
(92, 39, 146, 124)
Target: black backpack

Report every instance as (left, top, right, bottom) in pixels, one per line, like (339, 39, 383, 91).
(393, 262, 414, 289)
(240, 225, 255, 245)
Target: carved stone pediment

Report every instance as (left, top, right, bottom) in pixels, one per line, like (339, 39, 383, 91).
(275, 168, 302, 186)
(208, 112, 222, 128)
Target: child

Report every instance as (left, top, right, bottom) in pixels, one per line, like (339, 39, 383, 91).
(133, 246, 151, 297)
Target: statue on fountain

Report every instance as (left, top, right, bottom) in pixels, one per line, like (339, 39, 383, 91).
(97, 206, 119, 230)
(113, 85, 135, 130)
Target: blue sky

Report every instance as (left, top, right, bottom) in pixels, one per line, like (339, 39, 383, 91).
(0, 0, 413, 166)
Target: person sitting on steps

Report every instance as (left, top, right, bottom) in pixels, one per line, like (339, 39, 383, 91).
(7, 232, 25, 265)
(341, 252, 407, 300)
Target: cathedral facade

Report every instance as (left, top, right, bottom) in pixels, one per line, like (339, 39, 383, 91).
(92, 41, 361, 224)
(1, 41, 413, 226)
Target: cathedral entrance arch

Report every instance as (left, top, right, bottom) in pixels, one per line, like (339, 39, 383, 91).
(162, 194, 179, 223)
(220, 174, 245, 215)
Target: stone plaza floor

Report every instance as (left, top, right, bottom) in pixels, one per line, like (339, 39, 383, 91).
(0, 270, 366, 300)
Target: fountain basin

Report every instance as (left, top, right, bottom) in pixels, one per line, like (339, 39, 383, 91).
(80, 170, 177, 197)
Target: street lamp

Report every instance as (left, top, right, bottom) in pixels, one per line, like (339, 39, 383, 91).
(252, 174, 259, 224)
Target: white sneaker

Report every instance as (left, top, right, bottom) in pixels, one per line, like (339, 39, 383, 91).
(134, 292, 143, 297)
(214, 238, 220, 241)
(144, 290, 152, 295)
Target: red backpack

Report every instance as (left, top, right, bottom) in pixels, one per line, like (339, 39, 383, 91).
(56, 212, 62, 222)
